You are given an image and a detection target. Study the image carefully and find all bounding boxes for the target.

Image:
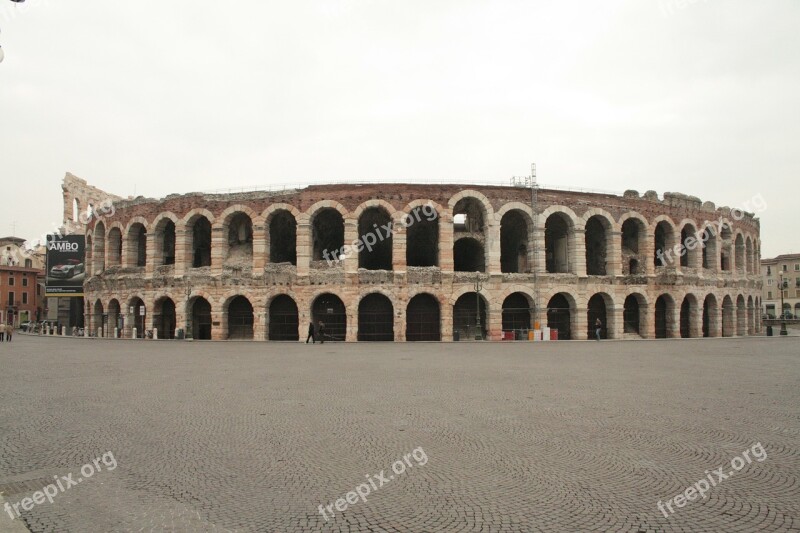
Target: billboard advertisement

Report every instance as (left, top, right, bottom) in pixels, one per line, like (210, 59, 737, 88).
(45, 235, 86, 297)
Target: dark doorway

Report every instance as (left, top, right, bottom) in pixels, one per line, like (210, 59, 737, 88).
(358, 293, 394, 341)
(228, 296, 254, 340)
(453, 292, 487, 340)
(269, 295, 299, 341)
(311, 293, 347, 341)
(546, 294, 572, 340)
(191, 297, 212, 340)
(406, 294, 440, 341)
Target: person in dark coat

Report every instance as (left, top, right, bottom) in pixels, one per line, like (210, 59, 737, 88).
(319, 321, 326, 344)
(595, 318, 602, 341)
(306, 321, 316, 344)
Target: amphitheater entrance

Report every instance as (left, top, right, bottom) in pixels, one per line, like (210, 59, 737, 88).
(227, 296, 254, 340)
(655, 295, 674, 339)
(358, 208, 393, 270)
(623, 294, 643, 336)
(269, 295, 299, 341)
(269, 211, 297, 265)
(358, 293, 394, 341)
(502, 293, 532, 338)
(679, 295, 699, 338)
(153, 297, 177, 339)
(500, 211, 530, 273)
(722, 295, 734, 337)
(587, 294, 608, 339)
(546, 294, 572, 340)
(545, 214, 571, 273)
(312, 293, 347, 341)
(453, 292, 487, 341)
(406, 294, 440, 341)
(454, 238, 485, 272)
(129, 297, 145, 338)
(190, 215, 212, 268)
(190, 297, 212, 340)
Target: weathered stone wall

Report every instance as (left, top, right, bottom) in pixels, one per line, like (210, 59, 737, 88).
(81, 182, 763, 341)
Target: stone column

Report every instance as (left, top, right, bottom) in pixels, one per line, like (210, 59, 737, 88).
(211, 225, 225, 276)
(344, 219, 359, 276)
(174, 228, 187, 277)
(487, 299, 502, 341)
(254, 309, 267, 341)
(394, 298, 405, 342)
(441, 301, 453, 341)
(393, 213, 407, 273)
(609, 305, 623, 340)
(644, 231, 656, 277)
(573, 226, 587, 277)
(252, 223, 266, 272)
(573, 306, 588, 340)
(608, 231, 622, 277)
(145, 232, 155, 277)
(296, 221, 311, 277)
(640, 305, 653, 339)
(486, 218, 501, 275)
(690, 301, 703, 338)
(211, 307, 225, 340)
(532, 225, 546, 274)
(439, 213, 454, 272)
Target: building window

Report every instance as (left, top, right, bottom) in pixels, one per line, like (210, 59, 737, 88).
(783, 264, 788, 272)
(768, 291, 772, 300)
(37, 285, 41, 296)
(22, 293, 28, 304)
(767, 266, 772, 275)
(8, 292, 14, 306)
(796, 278, 800, 288)
(767, 279, 773, 286)
(8, 277, 14, 286)
(25, 259, 32, 268)
(796, 264, 800, 271)
(22, 277, 28, 287)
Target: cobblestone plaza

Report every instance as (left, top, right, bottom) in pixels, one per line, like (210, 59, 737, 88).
(1, 335, 798, 532)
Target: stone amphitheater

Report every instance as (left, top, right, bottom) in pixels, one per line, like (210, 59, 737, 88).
(70, 174, 762, 341)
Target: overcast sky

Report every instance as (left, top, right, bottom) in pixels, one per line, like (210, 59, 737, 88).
(1, 0, 797, 257)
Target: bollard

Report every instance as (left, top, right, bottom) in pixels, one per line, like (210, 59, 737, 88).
(62, 327, 67, 336)
(114, 328, 119, 339)
(133, 327, 138, 339)
(153, 328, 158, 340)
(97, 327, 102, 338)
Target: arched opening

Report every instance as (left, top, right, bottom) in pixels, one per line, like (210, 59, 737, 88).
(94, 222, 106, 273)
(745, 237, 753, 274)
(358, 293, 394, 341)
(311, 293, 347, 341)
(107, 228, 122, 267)
(585, 216, 610, 276)
(72, 198, 80, 223)
(153, 297, 176, 339)
(225, 213, 253, 269)
(502, 293, 532, 338)
(269, 295, 299, 341)
(107, 299, 120, 336)
(734, 234, 745, 274)
(736, 295, 746, 336)
(654, 221, 674, 268)
(129, 297, 145, 338)
(500, 211, 530, 273)
(127, 223, 147, 267)
(721, 295, 735, 337)
(621, 218, 645, 275)
(454, 238, 485, 272)
(358, 207, 393, 271)
(155, 219, 176, 266)
(406, 206, 439, 267)
(93, 299, 105, 337)
(655, 295, 674, 339)
(190, 215, 212, 268)
(623, 294, 644, 336)
(312, 208, 345, 262)
(86, 235, 93, 277)
(587, 293, 610, 339)
(269, 210, 297, 265)
(227, 296, 254, 340)
(406, 294, 440, 341)
(680, 224, 698, 268)
(680, 295, 699, 338)
(453, 292, 487, 341)
(545, 213, 571, 273)
(701, 226, 717, 270)
(189, 297, 212, 340)
(720, 224, 732, 271)
(747, 296, 755, 335)
(546, 293, 572, 340)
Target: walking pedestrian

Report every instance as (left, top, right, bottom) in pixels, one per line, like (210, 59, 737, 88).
(305, 321, 316, 344)
(319, 321, 326, 344)
(0, 323, 5, 342)
(595, 318, 602, 341)
(5, 324, 11, 342)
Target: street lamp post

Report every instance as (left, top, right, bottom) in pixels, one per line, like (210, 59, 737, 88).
(0, 0, 26, 64)
(779, 273, 788, 336)
(474, 273, 485, 340)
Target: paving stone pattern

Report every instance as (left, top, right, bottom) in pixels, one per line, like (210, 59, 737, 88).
(0, 336, 798, 532)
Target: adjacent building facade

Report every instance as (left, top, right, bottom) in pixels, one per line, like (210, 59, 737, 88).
(0, 237, 45, 326)
(74, 178, 763, 341)
(761, 253, 800, 319)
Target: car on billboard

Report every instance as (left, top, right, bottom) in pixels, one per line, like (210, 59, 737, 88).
(49, 259, 85, 279)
